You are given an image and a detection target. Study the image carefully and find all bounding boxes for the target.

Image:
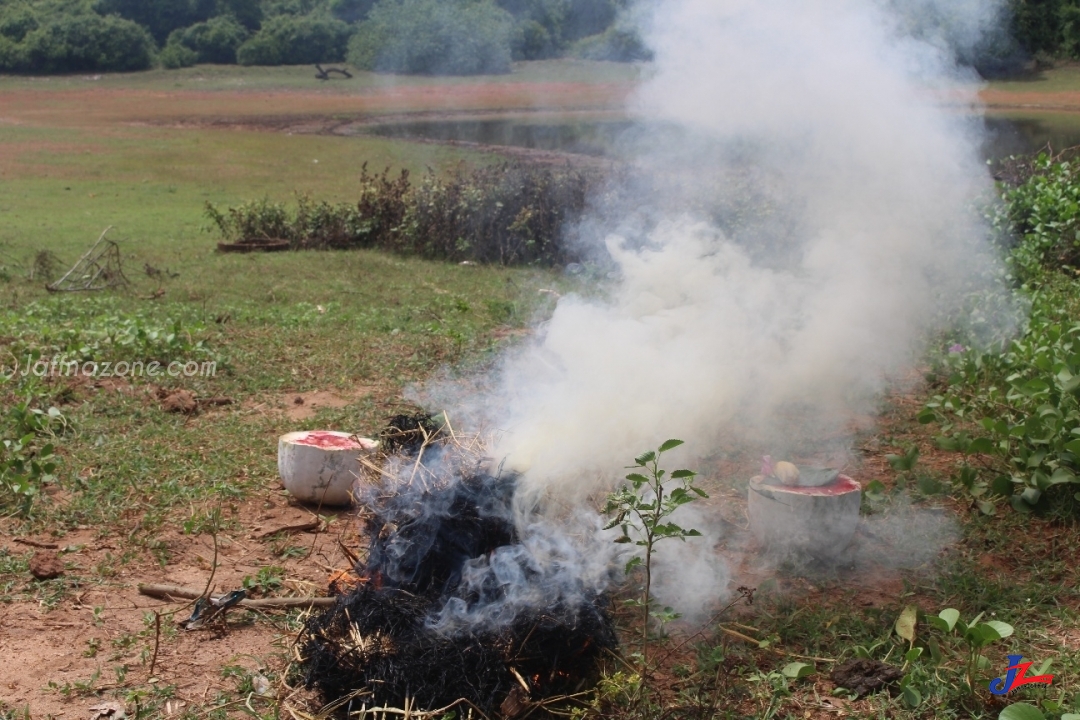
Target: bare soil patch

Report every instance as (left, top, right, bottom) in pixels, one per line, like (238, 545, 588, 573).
(981, 87, 1080, 112)
(0, 493, 363, 718)
(243, 388, 376, 422)
(0, 82, 631, 131)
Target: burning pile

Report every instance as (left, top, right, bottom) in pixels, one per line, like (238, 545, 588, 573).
(299, 416, 618, 716)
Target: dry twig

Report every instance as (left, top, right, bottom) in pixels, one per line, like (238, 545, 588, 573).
(138, 583, 336, 609)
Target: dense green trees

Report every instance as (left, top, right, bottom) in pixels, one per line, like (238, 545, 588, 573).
(93, 0, 215, 44)
(1011, 0, 1080, 59)
(347, 0, 512, 74)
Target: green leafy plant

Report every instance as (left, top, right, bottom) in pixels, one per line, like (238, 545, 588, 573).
(993, 152, 1080, 285)
(928, 607, 1015, 693)
(242, 566, 285, 596)
(1, 432, 58, 516)
(604, 439, 707, 672)
(998, 701, 1080, 720)
(922, 305, 1080, 517)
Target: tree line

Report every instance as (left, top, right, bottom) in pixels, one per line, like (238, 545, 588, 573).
(1011, 0, 1080, 61)
(6, 0, 1080, 77)
(0, 0, 649, 75)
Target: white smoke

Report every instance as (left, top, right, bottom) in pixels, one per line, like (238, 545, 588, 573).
(491, 0, 1005, 503)
(415, 0, 1011, 622)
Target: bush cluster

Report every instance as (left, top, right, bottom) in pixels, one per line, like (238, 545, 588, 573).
(917, 150, 1080, 520)
(992, 152, 1080, 284)
(236, 14, 351, 65)
(206, 162, 598, 265)
(570, 25, 652, 62)
(923, 284, 1080, 520)
(0, 9, 155, 73)
(163, 15, 250, 66)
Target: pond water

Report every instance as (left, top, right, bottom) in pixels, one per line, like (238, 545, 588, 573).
(365, 117, 633, 156)
(364, 113, 1080, 160)
(984, 113, 1080, 157)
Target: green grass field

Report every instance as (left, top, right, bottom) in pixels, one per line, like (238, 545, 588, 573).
(0, 62, 1078, 720)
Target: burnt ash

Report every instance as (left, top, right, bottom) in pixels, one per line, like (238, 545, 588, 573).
(364, 465, 518, 595)
(300, 447, 617, 716)
(378, 413, 444, 453)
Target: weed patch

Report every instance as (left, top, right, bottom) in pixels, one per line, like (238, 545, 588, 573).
(206, 162, 600, 265)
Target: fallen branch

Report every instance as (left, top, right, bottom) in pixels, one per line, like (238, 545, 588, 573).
(314, 63, 353, 80)
(138, 583, 336, 609)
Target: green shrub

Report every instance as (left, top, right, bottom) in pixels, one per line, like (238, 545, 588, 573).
(159, 40, 197, 68)
(169, 14, 249, 64)
(16, 13, 155, 73)
(511, 18, 557, 60)
(922, 283, 1080, 518)
(206, 197, 298, 244)
(236, 14, 352, 65)
(993, 152, 1080, 284)
(571, 25, 651, 62)
(348, 0, 513, 75)
(400, 163, 592, 264)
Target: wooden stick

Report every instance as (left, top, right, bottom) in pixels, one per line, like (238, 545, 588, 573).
(149, 610, 161, 676)
(138, 583, 336, 609)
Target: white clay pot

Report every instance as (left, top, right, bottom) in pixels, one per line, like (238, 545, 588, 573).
(748, 474, 861, 558)
(278, 430, 379, 506)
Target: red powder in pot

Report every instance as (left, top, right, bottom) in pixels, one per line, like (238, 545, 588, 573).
(292, 431, 363, 450)
(772, 475, 860, 496)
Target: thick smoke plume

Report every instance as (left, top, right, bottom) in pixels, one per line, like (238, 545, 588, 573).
(485, 0, 1006, 503)
(414, 0, 1009, 621)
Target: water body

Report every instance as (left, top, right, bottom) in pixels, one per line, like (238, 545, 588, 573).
(365, 117, 633, 157)
(365, 113, 1080, 160)
(983, 113, 1080, 157)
